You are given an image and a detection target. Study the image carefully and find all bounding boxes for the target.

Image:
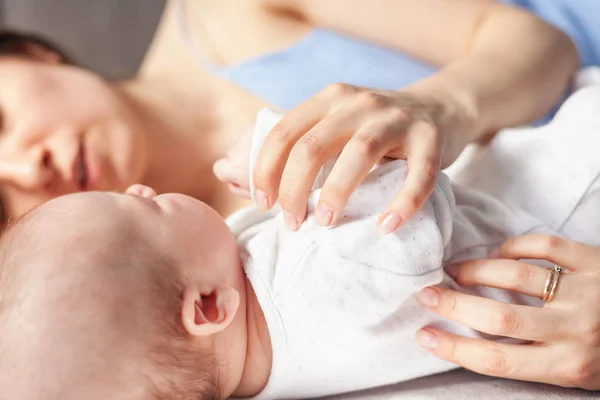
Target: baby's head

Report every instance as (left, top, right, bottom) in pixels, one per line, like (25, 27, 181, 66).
(0, 185, 247, 400)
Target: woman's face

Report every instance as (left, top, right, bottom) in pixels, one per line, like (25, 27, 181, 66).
(0, 57, 148, 223)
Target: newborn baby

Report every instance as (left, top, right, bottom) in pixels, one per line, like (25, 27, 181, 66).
(2, 87, 600, 400)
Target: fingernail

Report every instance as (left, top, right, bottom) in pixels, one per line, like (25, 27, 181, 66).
(284, 212, 299, 231)
(418, 288, 439, 307)
(315, 203, 333, 226)
(255, 190, 269, 210)
(416, 329, 438, 350)
(378, 211, 403, 235)
(445, 264, 460, 279)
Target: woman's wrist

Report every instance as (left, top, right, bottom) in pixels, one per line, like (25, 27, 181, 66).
(405, 8, 578, 157)
(403, 73, 481, 167)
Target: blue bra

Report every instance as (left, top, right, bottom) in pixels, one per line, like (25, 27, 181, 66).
(178, 0, 600, 115)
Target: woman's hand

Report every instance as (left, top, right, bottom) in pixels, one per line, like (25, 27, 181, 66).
(252, 83, 470, 233)
(416, 234, 600, 390)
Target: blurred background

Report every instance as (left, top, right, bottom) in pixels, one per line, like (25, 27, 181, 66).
(0, 0, 165, 78)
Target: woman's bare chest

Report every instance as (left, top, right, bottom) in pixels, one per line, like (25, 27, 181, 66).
(183, 0, 311, 67)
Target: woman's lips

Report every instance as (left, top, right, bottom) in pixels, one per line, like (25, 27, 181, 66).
(78, 145, 88, 190)
(72, 143, 88, 191)
(72, 142, 100, 192)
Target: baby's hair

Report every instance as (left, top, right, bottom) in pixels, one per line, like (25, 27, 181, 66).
(0, 211, 223, 399)
(0, 210, 37, 307)
(0, 30, 73, 63)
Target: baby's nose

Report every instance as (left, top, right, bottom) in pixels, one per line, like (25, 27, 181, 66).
(125, 184, 158, 199)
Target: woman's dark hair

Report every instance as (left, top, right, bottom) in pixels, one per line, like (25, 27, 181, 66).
(0, 30, 73, 64)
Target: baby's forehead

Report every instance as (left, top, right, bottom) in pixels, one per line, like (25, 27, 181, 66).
(0, 194, 150, 289)
(44, 191, 121, 212)
(25, 191, 125, 229)
(7, 192, 130, 255)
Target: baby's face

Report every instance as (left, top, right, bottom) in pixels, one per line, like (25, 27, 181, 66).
(0, 185, 241, 399)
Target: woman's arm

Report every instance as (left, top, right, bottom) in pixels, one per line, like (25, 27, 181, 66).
(250, 0, 579, 233)
(271, 0, 579, 139)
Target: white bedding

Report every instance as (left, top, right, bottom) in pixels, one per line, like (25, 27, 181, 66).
(326, 369, 596, 400)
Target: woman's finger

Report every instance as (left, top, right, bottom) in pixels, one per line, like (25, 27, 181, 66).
(277, 110, 360, 229)
(253, 97, 326, 209)
(379, 122, 441, 234)
(415, 329, 558, 384)
(314, 120, 397, 227)
(448, 259, 548, 298)
(418, 287, 570, 341)
(497, 234, 600, 272)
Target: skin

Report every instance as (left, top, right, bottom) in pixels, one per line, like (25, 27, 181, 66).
(0, 185, 272, 399)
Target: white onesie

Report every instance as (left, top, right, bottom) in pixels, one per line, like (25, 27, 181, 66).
(227, 87, 600, 399)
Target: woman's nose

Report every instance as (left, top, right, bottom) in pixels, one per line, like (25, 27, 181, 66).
(0, 149, 54, 190)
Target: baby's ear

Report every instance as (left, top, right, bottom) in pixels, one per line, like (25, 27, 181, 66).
(181, 285, 240, 337)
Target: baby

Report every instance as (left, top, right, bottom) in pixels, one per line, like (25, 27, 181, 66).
(2, 86, 600, 400)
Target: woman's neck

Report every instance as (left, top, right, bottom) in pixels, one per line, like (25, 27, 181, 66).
(116, 76, 230, 207)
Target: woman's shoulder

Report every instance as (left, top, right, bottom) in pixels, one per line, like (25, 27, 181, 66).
(138, 0, 209, 80)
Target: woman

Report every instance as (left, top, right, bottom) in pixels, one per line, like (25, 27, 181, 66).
(0, 0, 598, 391)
